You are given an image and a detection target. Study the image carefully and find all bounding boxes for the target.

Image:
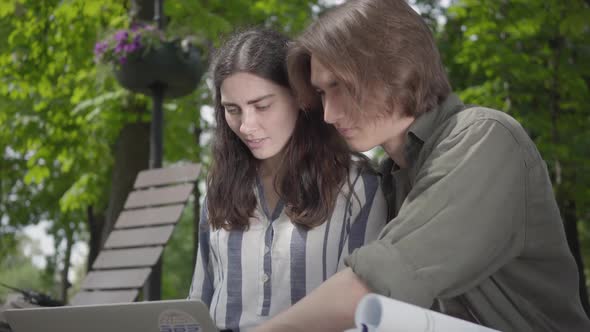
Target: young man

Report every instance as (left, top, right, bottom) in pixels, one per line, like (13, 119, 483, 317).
(254, 0, 590, 331)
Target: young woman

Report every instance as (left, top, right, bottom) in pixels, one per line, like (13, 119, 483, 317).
(188, 27, 387, 331)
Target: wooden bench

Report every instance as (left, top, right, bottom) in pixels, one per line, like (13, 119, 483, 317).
(70, 163, 200, 305)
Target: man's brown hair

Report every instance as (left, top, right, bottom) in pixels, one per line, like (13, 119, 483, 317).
(288, 0, 451, 117)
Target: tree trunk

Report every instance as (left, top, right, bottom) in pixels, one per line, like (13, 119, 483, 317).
(86, 205, 105, 271)
(96, 1, 156, 248)
(100, 122, 150, 247)
(548, 32, 589, 314)
(60, 228, 73, 302)
(562, 200, 590, 315)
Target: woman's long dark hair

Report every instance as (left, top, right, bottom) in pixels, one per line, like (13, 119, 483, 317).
(207, 27, 355, 230)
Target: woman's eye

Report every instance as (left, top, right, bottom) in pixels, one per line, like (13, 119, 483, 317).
(225, 107, 240, 114)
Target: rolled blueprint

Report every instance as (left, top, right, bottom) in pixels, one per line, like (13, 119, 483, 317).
(344, 294, 501, 332)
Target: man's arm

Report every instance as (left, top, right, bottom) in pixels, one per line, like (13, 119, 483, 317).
(257, 118, 528, 330)
(346, 119, 527, 307)
(255, 268, 370, 332)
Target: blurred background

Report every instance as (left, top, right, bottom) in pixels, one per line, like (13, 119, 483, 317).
(0, 0, 588, 313)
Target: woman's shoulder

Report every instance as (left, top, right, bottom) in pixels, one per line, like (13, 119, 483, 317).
(341, 156, 382, 197)
(349, 154, 380, 179)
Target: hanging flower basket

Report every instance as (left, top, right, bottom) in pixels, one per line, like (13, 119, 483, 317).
(94, 25, 204, 99)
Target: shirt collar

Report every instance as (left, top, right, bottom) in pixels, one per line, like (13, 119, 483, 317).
(408, 93, 464, 144)
(383, 93, 464, 173)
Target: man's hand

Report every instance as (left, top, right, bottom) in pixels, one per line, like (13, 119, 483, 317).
(253, 268, 370, 332)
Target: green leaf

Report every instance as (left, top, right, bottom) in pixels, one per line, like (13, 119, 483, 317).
(0, 1, 16, 18)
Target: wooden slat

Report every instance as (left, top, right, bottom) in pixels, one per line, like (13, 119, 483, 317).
(134, 163, 200, 189)
(80, 268, 151, 290)
(70, 290, 139, 305)
(92, 246, 163, 269)
(115, 204, 185, 229)
(103, 225, 175, 249)
(124, 183, 194, 209)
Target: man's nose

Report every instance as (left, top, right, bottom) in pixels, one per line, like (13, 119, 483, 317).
(323, 96, 343, 124)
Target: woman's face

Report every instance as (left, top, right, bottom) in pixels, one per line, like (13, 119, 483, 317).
(221, 72, 299, 164)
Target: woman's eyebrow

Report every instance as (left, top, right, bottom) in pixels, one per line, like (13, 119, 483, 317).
(221, 94, 275, 107)
(247, 94, 275, 104)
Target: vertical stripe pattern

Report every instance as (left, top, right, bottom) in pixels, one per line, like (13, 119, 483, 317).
(198, 200, 214, 305)
(290, 225, 308, 304)
(349, 172, 379, 252)
(188, 165, 388, 331)
(225, 230, 244, 329)
(261, 225, 274, 316)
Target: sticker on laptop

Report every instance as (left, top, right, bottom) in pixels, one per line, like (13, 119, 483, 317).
(158, 309, 201, 332)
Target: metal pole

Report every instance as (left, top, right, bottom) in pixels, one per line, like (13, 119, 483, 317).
(154, 0, 164, 30)
(144, 83, 165, 302)
(144, 0, 165, 301)
(149, 82, 164, 169)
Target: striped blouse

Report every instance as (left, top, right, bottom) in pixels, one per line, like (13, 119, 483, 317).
(188, 166, 387, 331)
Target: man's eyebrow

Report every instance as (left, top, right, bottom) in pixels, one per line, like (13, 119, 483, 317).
(311, 81, 339, 91)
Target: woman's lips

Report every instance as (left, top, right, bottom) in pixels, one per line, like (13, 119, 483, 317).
(245, 137, 268, 149)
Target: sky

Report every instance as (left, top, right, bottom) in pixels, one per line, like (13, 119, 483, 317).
(23, 0, 450, 283)
(23, 221, 88, 281)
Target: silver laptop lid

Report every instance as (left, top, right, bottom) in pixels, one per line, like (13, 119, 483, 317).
(4, 299, 218, 332)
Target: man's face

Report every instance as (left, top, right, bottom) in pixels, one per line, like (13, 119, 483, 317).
(309, 55, 414, 155)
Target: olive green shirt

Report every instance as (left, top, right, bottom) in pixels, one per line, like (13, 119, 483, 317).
(345, 94, 590, 331)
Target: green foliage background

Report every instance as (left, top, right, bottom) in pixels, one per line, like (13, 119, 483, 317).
(1, 0, 588, 303)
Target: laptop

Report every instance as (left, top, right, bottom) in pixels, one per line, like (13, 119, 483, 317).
(4, 299, 219, 332)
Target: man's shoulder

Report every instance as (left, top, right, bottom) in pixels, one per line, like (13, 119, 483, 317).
(436, 106, 542, 167)
(446, 106, 524, 136)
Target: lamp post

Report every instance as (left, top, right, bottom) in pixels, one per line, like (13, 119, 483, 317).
(115, 0, 204, 300)
(145, 0, 165, 302)
(150, 0, 165, 171)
